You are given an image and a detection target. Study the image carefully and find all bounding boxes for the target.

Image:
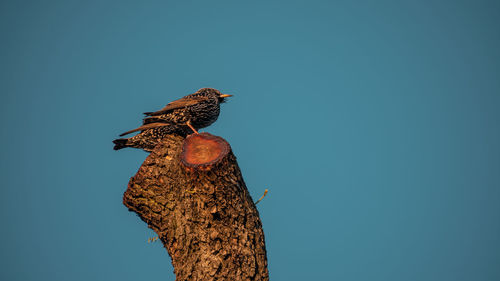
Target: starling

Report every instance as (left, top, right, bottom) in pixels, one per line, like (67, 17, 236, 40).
(113, 88, 232, 151)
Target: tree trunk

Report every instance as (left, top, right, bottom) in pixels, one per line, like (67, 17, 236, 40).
(123, 133, 269, 281)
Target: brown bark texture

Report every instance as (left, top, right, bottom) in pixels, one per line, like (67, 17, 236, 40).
(123, 133, 269, 281)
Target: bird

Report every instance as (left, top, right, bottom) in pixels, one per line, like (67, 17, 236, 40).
(113, 88, 232, 151)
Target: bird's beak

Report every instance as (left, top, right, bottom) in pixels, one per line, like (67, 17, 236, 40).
(220, 94, 233, 98)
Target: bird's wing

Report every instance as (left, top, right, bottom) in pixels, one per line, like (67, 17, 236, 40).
(142, 116, 171, 125)
(144, 95, 209, 116)
(119, 122, 171, 136)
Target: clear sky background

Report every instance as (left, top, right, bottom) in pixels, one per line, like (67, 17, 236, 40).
(1, 1, 499, 280)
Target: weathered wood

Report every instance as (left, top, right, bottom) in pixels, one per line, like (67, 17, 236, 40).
(123, 134, 269, 281)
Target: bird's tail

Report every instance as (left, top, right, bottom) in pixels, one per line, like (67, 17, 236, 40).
(113, 138, 129, 150)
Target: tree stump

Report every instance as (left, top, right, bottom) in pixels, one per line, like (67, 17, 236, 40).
(123, 133, 269, 281)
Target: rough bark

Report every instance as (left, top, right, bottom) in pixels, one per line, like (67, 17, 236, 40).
(123, 133, 269, 281)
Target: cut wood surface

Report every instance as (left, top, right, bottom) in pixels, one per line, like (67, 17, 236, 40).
(181, 133, 231, 170)
(123, 133, 269, 281)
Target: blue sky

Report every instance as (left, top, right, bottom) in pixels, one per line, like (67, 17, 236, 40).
(1, 1, 499, 280)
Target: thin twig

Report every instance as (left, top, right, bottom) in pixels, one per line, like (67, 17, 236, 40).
(255, 189, 268, 205)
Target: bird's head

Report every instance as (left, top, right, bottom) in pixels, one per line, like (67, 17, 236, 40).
(196, 88, 233, 103)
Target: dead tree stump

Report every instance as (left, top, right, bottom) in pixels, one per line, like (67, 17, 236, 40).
(123, 133, 269, 281)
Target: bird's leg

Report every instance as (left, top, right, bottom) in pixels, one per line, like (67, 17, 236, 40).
(186, 120, 199, 134)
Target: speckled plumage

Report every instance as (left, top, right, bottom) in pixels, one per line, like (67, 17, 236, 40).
(113, 88, 231, 151)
